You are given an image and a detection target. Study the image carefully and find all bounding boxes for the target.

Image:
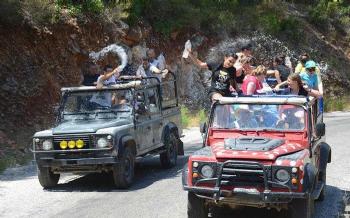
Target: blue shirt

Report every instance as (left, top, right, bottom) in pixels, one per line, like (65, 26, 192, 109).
(300, 72, 318, 89)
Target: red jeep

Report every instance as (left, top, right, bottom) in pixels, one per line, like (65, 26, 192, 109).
(182, 96, 331, 218)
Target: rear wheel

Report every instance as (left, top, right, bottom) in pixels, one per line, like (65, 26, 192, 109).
(187, 192, 208, 218)
(289, 194, 314, 218)
(160, 132, 177, 168)
(112, 146, 135, 189)
(37, 166, 60, 188)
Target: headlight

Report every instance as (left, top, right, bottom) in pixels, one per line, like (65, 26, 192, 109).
(42, 139, 53, 150)
(275, 169, 290, 183)
(97, 137, 108, 148)
(200, 165, 214, 178)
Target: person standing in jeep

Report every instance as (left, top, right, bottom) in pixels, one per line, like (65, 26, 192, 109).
(187, 50, 238, 102)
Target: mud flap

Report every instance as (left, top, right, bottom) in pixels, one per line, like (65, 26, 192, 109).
(178, 139, 184, 155)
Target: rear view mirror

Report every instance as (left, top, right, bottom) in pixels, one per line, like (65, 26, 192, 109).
(200, 122, 207, 134)
(316, 123, 325, 137)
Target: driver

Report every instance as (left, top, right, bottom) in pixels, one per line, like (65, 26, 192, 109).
(234, 105, 258, 129)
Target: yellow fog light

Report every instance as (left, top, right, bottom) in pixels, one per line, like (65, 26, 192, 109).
(76, 139, 84, 149)
(68, 140, 76, 149)
(60, 140, 68, 149)
(193, 172, 199, 178)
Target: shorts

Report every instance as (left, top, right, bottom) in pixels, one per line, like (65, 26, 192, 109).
(208, 89, 231, 100)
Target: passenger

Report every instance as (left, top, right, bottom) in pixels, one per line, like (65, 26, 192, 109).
(241, 65, 267, 95)
(136, 57, 169, 81)
(235, 44, 254, 87)
(187, 49, 238, 102)
(299, 60, 321, 91)
(81, 62, 100, 86)
(147, 48, 167, 71)
(96, 64, 121, 88)
(280, 73, 322, 97)
(235, 56, 255, 89)
(294, 54, 323, 95)
(234, 105, 258, 129)
(294, 53, 309, 74)
(266, 56, 290, 85)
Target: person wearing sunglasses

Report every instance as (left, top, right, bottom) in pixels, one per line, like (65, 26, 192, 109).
(299, 60, 320, 90)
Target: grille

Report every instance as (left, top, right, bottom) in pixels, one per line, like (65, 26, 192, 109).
(220, 162, 271, 187)
(53, 134, 92, 150)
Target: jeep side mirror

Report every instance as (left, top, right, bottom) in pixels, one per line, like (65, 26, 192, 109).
(316, 122, 325, 137)
(200, 122, 207, 134)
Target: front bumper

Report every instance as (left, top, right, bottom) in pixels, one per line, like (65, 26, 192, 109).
(36, 156, 118, 167)
(183, 185, 306, 204)
(183, 160, 307, 205)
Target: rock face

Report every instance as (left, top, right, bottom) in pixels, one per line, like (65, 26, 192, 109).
(0, 19, 350, 160)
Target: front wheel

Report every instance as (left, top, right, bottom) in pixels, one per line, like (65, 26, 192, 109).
(112, 146, 135, 189)
(160, 132, 177, 168)
(317, 170, 327, 201)
(289, 194, 314, 218)
(187, 192, 208, 218)
(37, 166, 60, 188)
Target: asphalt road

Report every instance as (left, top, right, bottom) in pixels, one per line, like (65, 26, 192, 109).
(1, 112, 350, 218)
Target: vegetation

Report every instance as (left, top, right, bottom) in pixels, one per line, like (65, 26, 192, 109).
(181, 106, 207, 128)
(324, 97, 350, 112)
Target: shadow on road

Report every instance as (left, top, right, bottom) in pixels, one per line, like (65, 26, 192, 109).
(209, 185, 350, 218)
(45, 155, 189, 193)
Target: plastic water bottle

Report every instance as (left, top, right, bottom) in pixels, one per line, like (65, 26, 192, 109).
(182, 40, 192, 58)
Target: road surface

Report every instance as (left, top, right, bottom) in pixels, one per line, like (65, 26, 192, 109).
(0, 112, 349, 218)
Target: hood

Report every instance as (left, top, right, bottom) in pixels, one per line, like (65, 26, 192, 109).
(211, 137, 304, 161)
(53, 119, 131, 134)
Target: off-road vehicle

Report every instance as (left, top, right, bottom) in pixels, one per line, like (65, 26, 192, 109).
(182, 96, 331, 218)
(32, 75, 183, 188)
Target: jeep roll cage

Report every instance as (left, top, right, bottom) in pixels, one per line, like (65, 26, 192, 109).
(55, 72, 179, 124)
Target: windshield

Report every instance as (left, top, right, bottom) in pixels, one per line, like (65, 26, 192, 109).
(61, 89, 133, 120)
(212, 104, 305, 130)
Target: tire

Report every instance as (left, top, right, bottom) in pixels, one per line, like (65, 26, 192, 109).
(289, 194, 314, 218)
(317, 170, 326, 201)
(112, 146, 135, 189)
(187, 192, 208, 218)
(160, 132, 177, 168)
(37, 166, 60, 188)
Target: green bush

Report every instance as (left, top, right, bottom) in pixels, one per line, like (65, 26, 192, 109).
(181, 105, 190, 128)
(21, 0, 56, 25)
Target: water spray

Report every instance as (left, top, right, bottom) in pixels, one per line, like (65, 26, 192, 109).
(89, 44, 128, 72)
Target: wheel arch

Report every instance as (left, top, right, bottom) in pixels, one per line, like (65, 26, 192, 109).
(118, 134, 137, 156)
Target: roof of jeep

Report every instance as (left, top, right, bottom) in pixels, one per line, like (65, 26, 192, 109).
(219, 96, 315, 106)
(61, 81, 142, 92)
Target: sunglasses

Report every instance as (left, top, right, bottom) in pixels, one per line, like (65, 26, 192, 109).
(307, 67, 316, 72)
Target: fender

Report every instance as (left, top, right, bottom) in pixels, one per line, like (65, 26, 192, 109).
(303, 163, 317, 193)
(182, 163, 189, 187)
(118, 134, 136, 156)
(161, 122, 178, 141)
(319, 142, 331, 171)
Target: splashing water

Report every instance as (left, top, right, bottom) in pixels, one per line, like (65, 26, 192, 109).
(206, 33, 298, 66)
(89, 44, 128, 71)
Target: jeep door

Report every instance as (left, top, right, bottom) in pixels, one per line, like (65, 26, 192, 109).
(135, 91, 154, 153)
(146, 87, 162, 146)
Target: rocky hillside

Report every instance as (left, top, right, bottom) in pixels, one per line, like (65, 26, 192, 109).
(0, 0, 349, 167)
